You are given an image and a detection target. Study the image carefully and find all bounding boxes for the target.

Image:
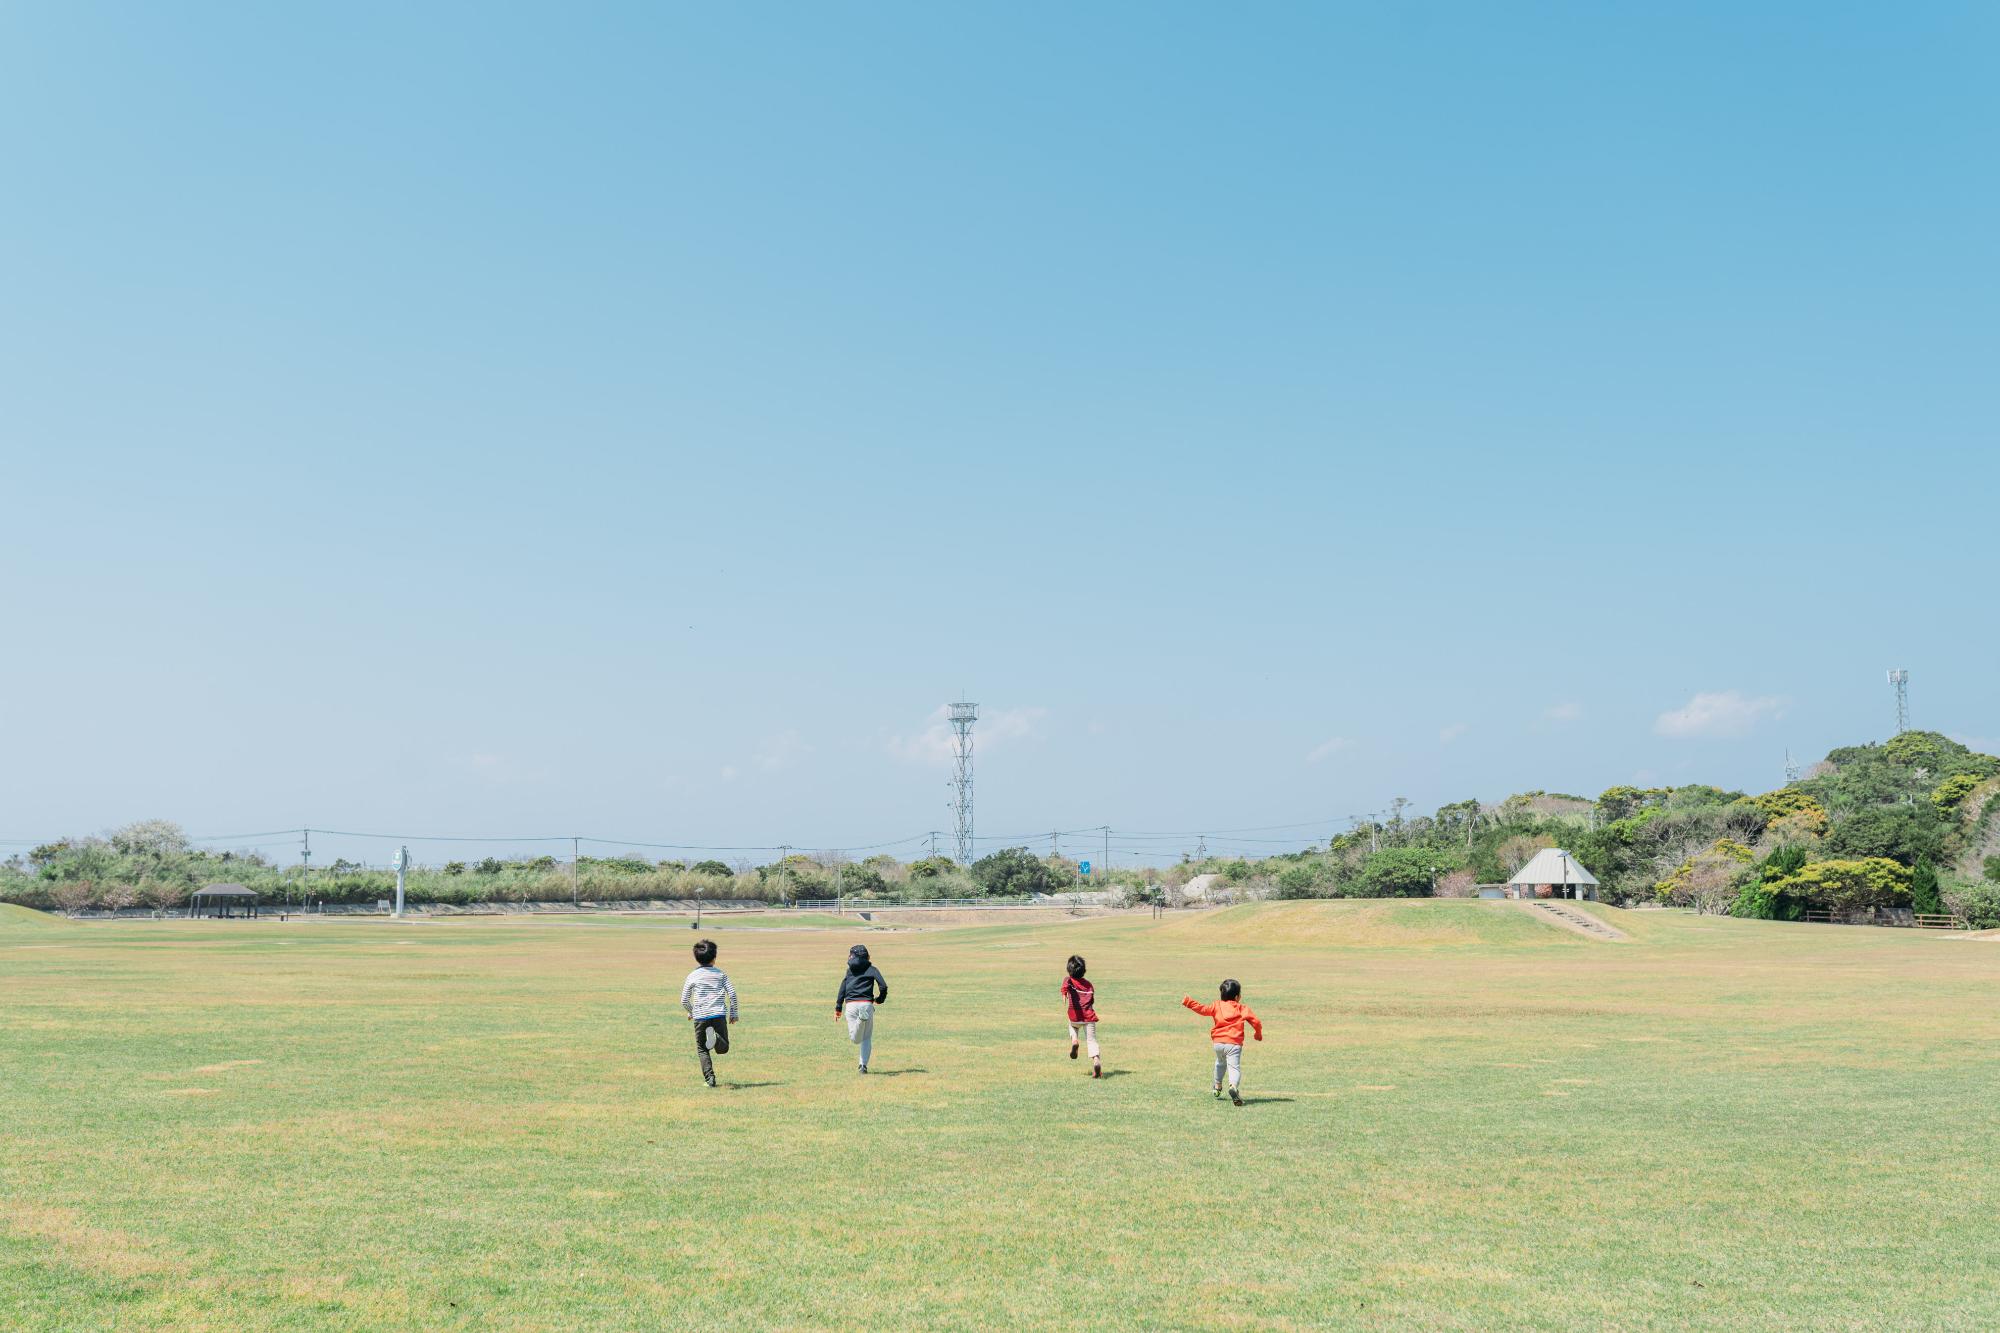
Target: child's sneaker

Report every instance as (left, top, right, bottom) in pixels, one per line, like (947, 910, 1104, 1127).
(857, 1064, 867, 1075)
(1229, 1086, 1243, 1106)
(1213, 1084, 1223, 1099)
(704, 1073, 717, 1088)
(1069, 1042, 1079, 1060)
(1091, 1063, 1102, 1079)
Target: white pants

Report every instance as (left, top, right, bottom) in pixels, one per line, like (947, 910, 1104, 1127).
(1068, 1021, 1100, 1059)
(1213, 1042, 1242, 1088)
(845, 1001, 875, 1066)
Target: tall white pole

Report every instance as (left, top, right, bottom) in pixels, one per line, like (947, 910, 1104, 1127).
(394, 846, 407, 918)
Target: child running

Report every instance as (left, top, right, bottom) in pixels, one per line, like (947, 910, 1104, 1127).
(834, 943, 888, 1074)
(1061, 954, 1102, 1078)
(679, 938, 739, 1089)
(1181, 978, 1263, 1106)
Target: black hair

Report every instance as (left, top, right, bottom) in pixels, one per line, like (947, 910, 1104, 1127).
(693, 938, 717, 966)
(1066, 955, 1086, 980)
(1219, 978, 1241, 1001)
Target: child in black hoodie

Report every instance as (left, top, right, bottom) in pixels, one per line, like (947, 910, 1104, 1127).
(834, 944, 888, 1073)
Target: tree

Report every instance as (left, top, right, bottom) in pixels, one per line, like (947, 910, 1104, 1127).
(1764, 858, 1911, 912)
(1910, 859, 1943, 915)
(141, 879, 188, 915)
(907, 856, 956, 881)
(1359, 847, 1452, 898)
(1654, 840, 1755, 914)
(1930, 774, 1984, 817)
(108, 820, 192, 857)
(690, 860, 734, 878)
(443, 862, 467, 876)
(1825, 805, 1945, 867)
(970, 847, 1051, 898)
(1433, 868, 1477, 898)
(836, 863, 887, 897)
(51, 880, 99, 916)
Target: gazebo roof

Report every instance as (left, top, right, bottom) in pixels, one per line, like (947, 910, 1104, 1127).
(193, 883, 258, 897)
(1507, 848, 1599, 886)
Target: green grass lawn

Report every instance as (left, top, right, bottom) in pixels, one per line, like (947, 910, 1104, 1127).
(4, 902, 1998, 1331)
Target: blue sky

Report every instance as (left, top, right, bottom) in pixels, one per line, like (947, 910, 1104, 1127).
(3, 3, 1995, 869)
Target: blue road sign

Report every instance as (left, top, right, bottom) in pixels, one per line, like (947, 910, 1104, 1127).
(1080, 860, 1092, 876)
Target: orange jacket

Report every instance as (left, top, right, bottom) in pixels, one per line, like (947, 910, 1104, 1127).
(1183, 996, 1263, 1045)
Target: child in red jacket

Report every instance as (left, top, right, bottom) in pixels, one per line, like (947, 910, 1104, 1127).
(1181, 978, 1263, 1105)
(1061, 955, 1101, 1078)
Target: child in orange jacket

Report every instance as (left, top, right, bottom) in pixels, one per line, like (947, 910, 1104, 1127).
(1182, 979, 1263, 1105)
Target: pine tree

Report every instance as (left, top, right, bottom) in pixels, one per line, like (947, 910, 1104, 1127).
(1910, 858, 1943, 916)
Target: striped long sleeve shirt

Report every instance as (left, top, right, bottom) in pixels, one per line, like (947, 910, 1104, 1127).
(680, 966, 739, 1021)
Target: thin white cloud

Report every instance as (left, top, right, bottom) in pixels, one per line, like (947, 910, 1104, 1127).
(1305, 736, 1352, 764)
(756, 730, 810, 772)
(888, 704, 1048, 765)
(1654, 690, 1787, 739)
(719, 765, 740, 783)
(1545, 702, 1583, 723)
(1439, 723, 1468, 744)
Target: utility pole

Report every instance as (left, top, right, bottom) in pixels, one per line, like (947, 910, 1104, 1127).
(1052, 830, 1060, 861)
(393, 846, 408, 918)
(1102, 826, 1110, 883)
(571, 836, 580, 908)
(300, 828, 310, 910)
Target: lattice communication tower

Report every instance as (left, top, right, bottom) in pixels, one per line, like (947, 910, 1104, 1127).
(949, 700, 978, 864)
(1887, 669, 1909, 734)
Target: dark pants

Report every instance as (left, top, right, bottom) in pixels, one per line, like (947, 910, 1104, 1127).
(693, 1015, 730, 1079)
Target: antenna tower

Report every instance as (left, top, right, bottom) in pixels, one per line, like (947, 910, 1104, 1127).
(1784, 749, 1801, 784)
(1887, 669, 1909, 734)
(949, 699, 978, 863)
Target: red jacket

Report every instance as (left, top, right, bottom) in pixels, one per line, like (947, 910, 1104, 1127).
(1061, 976, 1098, 1023)
(1183, 996, 1262, 1045)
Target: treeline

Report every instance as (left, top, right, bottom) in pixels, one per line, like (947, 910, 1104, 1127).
(0, 824, 1131, 913)
(9, 732, 1997, 923)
(1182, 731, 2000, 927)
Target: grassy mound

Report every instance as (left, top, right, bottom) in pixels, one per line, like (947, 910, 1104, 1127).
(0, 903, 65, 930)
(1162, 898, 1587, 949)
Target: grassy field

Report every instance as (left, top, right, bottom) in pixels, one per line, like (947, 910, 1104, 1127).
(4, 900, 1998, 1331)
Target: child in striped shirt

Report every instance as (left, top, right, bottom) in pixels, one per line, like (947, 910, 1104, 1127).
(680, 938, 739, 1088)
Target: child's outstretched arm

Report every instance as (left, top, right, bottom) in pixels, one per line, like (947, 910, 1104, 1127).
(1247, 1007, 1264, 1041)
(680, 974, 696, 1018)
(1182, 996, 1216, 1017)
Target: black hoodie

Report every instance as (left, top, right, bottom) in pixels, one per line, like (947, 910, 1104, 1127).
(835, 944, 887, 1011)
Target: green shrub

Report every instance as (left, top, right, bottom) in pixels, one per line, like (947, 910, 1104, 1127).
(1275, 863, 1330, 899)
(1946, 880, 2000, 929)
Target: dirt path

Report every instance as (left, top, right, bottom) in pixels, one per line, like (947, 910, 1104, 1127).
(1517, 900, 1629, 942)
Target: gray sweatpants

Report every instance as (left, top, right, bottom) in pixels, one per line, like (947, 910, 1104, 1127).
(1213, 1042, 1243, 1089)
